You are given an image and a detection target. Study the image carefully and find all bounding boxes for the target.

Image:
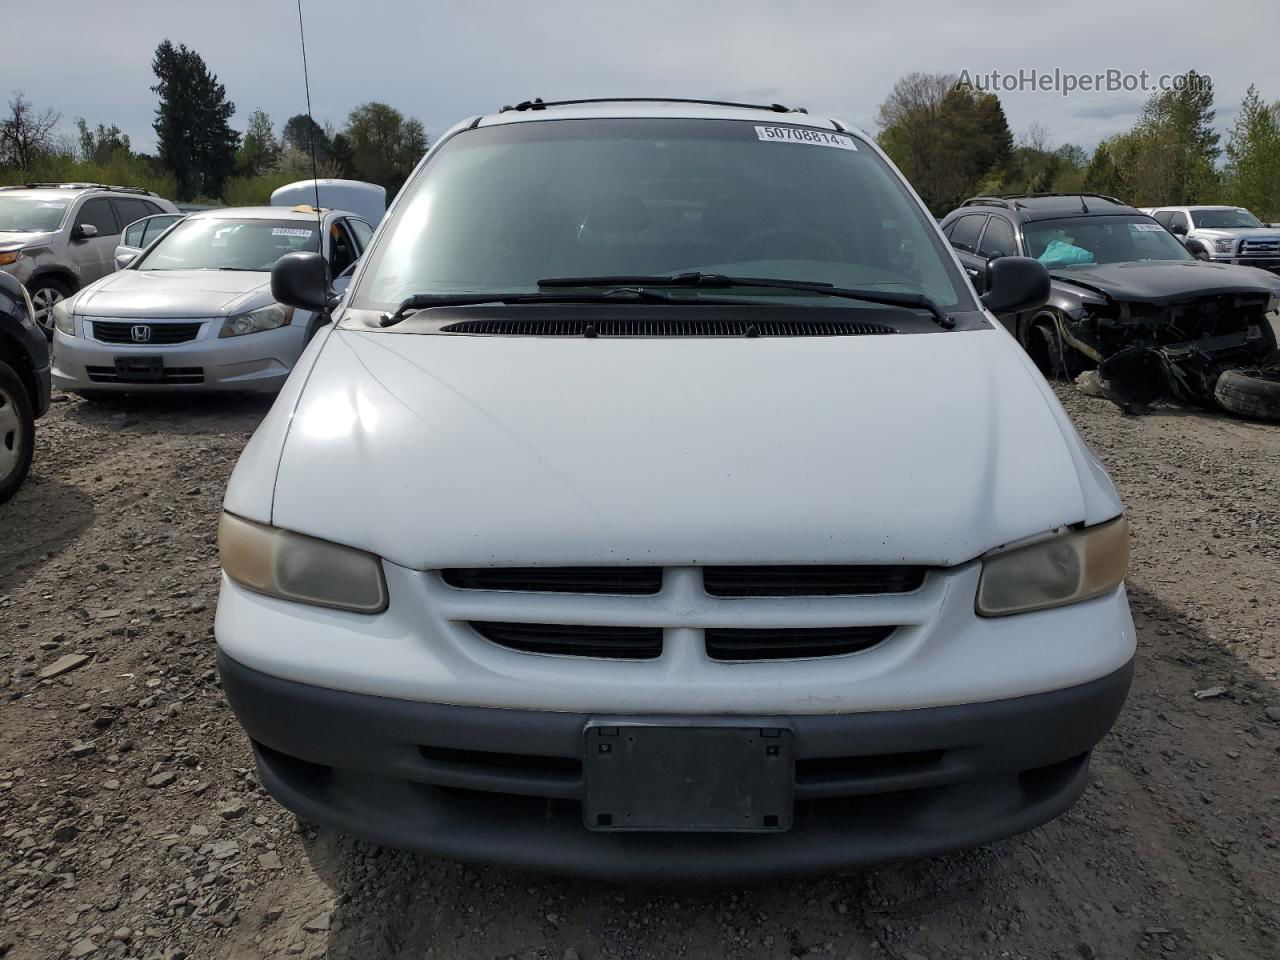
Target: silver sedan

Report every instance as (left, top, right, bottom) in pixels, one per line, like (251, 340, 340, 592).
(50, 205, 372, 397)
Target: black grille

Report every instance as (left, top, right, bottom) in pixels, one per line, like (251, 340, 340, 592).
(703, 566, 926, 597)
(705, 625, 894, 661)
(469, 622, 662, 659)
(439, 318, 898, 337)
(1241, 239, 1279, 255)
(85, 365, 204, 384)
(91, 320, 203, 344)
(443, 567, 661, 595)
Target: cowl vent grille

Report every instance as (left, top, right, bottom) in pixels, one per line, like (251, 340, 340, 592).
(438, 318, 898, 338)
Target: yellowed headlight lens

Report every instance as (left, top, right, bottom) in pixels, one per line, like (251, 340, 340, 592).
(976, 516, 1129, 617)
(0, 251, 20, 266)
(218, 512, 387, 613)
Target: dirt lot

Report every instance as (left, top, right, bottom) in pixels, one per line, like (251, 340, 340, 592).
(1, 385, 1278, 960)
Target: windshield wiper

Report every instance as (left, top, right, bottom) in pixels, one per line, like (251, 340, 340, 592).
(538, 272, 956, 329)
(380, 286, 740, 328)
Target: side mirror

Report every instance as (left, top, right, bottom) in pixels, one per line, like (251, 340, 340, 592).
(271, 251, 334, 312)
(114, 250, 137, 270)
(980, 256, 1050, 315)
(72, 223, 99, 241)
(1168, 221, 1187, 236)
(1183, 238, 1211, 261)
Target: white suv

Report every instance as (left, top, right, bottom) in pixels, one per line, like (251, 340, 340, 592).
(215, 98, 1134, 880)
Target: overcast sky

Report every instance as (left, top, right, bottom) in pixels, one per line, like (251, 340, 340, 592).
(10, 0, 1279, 156)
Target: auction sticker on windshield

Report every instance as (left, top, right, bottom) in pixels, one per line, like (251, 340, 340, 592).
(755, 126, 857, 150)
(1131, 223, 1164, 232)
(272, 227, 314, 238)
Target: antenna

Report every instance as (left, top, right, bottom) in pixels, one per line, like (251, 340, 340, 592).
(294, 0, 325, 246)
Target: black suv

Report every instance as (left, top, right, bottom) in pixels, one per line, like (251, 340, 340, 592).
(940, 194, 1280, 417)
(0, 272, 51, 502)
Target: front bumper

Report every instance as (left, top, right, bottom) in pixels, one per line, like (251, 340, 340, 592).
(50, 321, 307, 393)
(219, 650, 1133, 880)
(1209, 254, 1280, 273)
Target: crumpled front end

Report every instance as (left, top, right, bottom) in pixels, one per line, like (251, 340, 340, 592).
(1058, 288, 1279, 414)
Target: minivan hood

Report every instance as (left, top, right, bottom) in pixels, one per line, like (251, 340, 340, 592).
(1052, 260, 1280, 303)
(74, 269, 273, 318)
(263, 327, 1098, 569)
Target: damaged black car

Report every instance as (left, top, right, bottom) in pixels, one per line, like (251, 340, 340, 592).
(941, 194, 1280, 419)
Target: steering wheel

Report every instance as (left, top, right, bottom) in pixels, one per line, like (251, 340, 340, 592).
(729, 226, 844, 262)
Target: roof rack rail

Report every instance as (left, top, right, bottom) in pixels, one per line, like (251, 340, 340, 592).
(995, 192, 1125, 205)
(499, 96, 809, 115)
(962, 196, 1018, 210)
(0, 182, 160, 197)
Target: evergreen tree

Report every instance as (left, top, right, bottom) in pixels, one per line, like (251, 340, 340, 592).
(151, 40, 239, 200)
(1130, 70, 1220, 205)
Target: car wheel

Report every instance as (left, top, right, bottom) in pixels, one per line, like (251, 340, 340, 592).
(29, 278, 72, 338)
(1028, 322, 1066, 379)
(1213, 368, 1280, 422)
(0, 359, 36, 504)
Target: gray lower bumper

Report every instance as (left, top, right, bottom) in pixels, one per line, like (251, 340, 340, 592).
(218, 651, 1133, 881)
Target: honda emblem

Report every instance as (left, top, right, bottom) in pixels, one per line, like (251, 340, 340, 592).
(130, 324, 152, 343)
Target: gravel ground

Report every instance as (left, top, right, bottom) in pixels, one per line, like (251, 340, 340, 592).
(1, 385, 1278, 960)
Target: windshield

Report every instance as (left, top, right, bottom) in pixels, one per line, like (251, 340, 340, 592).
(1192, 208, 1264, 229)
(351, 118, 971, 312)
(135, 218, 320, 271)
(0, 196, 70, 232)
(1024, 216, 1194, 268)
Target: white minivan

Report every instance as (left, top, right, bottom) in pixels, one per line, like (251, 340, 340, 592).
(215, 99, 1134, 880)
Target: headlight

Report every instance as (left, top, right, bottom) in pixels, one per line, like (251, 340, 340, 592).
(1214, 239, 1234, 253)
(976, 517, 1129, 617)
(0, 250, 20, 267)
(52, 298, 75, 335)
(219, 303, 293, 338)
(218, 512, 387, 613)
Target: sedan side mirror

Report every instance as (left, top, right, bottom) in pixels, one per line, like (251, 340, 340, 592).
(980, 256, 1050, 315)
(272, 251, 335, 312)
(72, 223, 99, 241)
(114, 250, 137, 270)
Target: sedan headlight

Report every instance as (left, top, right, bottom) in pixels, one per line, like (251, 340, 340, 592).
(218, 512, 387, 613)
(0, 250, 21, 267)
(1214, 238, 1234, 253)
(52, 298, 75, 335)
(219, 303, 293, 338)
(976, 517, 1129, 617)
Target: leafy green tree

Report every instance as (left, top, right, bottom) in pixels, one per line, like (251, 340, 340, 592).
(75, 118, 131, 165)
(341, 102, 428, 195)
(876, 73, 1013, 213)
(236, 109, 279, 178)
(1222, 85, 1280, 221)
(281, 113, 333, 164)
(1127, 70, 1220, 205)
(151, 40, 239, 200)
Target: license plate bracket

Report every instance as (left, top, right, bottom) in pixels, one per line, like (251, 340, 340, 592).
(113, 356, 164, 382)
(584, 721, 794, 832)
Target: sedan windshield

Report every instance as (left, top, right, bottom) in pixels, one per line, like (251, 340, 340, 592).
(0, 196, 69, 232)
(135, 218, 320, 271)
(351, 118, 971, 312)
(1024, 216, 1194, 268)
(1193, 208, 1264, 229)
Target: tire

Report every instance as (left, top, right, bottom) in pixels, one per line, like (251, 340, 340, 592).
(0, 359, 36, 504)
(1214, 368, 1280, 421)
(1026, 320, 1067, 379)
(28, 277, 73, 339)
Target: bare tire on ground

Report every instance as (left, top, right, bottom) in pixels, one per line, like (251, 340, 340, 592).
(0, 359, 35, 503)
(1214, 368, 1280, 422)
